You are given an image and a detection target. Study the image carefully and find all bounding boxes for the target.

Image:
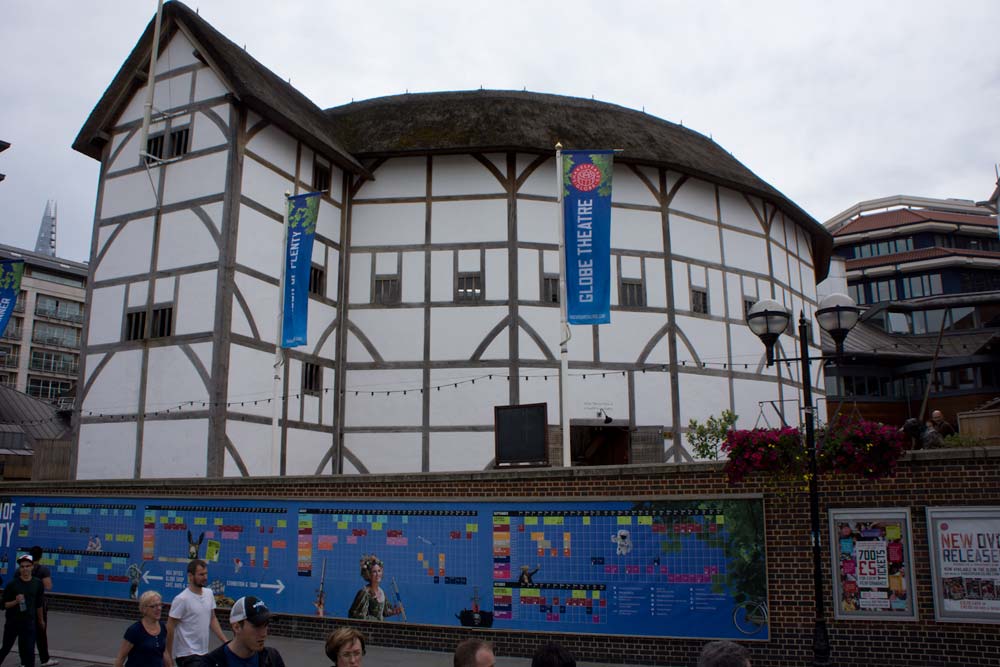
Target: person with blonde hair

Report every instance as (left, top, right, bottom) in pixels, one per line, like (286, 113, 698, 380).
(324, 627, 367, 667)
(347, 555, 403, 621)
(113, 590, 168, 667)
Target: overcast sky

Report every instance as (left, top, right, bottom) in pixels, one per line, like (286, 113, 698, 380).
(2, 0, 997, 263)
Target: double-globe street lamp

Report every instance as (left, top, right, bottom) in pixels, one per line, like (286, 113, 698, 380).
(746, 293, 860, 667)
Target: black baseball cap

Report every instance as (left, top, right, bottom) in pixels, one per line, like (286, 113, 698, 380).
(230, 596, 271, 626)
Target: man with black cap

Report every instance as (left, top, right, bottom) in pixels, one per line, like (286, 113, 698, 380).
(195, 596, 285, 667)
(0, 553, 45, 667)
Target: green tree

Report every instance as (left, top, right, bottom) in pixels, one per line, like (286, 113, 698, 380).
(687, 410, 738, 460)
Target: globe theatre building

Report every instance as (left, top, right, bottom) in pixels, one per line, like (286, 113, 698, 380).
(71, 1, 832, 478)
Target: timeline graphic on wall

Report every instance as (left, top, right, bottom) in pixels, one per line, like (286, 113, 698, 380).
(0, 495, 767, 640)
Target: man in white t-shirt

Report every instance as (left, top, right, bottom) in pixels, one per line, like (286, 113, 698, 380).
(166, 559, 227, 666)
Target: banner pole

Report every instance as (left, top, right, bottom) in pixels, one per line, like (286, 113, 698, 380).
(555, 143, 572, 468)
(272, 192, 291, 476)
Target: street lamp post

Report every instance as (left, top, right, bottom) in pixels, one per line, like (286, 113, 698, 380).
(746, 294, 859, 667)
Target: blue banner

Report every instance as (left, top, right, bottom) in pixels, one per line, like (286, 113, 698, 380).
(562, 150, 613, 324)
(281, 193, 320, 348)
(0, 260, 24, 339)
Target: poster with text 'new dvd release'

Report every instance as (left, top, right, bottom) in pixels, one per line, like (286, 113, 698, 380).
(927, 506, 1000, 624)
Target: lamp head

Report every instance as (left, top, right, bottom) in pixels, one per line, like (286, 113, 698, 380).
(816, 293, 860, 356)
(746, 299, 790, 366)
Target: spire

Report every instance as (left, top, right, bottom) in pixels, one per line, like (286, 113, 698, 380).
(35, 200, 57, 257)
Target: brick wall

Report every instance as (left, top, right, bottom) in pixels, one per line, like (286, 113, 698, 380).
(9, 447, 1000, 667)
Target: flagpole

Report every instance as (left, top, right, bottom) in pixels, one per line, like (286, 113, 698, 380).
(555, 143, 572, 467)
(272, 191, 291, 476)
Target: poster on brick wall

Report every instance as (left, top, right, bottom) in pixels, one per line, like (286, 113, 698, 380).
(927, 506, 1000, 624)
(828, 508, 917, 620)
(0, 494, 769, 640)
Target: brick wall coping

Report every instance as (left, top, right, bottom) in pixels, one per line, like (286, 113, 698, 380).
(3, 445, 996, 495)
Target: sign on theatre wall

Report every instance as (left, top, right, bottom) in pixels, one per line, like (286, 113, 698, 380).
(927, 506, 1000, 624)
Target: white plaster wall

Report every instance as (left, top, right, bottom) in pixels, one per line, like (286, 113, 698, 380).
(432, 155, 506, 196)
(344, 370, 423, 427)
(726, 273, 743, 318)
(242, 157, 292, 218)
(161, 151, 229, 206)
(516, 199, 558, 244)
(88, 285, 126, 345)
(235, 204, 282, 276)
(431, 200, 506, 244)
(429, 367, 508, 426)
(672, 261, 690, 310)
(516, 156, 556, 197)
(671, 178, 718, 221)
(719, 188, 764, 234)
(76, 423, 136, 479)
(345, 433, 422, 474)
(480, 326, 509, 360)
(771, 242, 789, 287)
(348, 251, 371, 303)
(401, 252, 424, 302)
(316, 199, 340, 244)
(285, 428, 333, 475)
(140, 419, 208, 477)
(517, 249, 539, 301)
(226, 344, 275, 418)
(633, 370, 672, 427)
(620, 256, 641, 279)
(109, 128, 143, 173)
(722, 229, 769, 276)
(518, 323, 554, 360)
(670, 215, 721, 263)
(646, 259, 667, 309)
(101, 172, 158, 219)
(145, 346, 209, 410)
(119, 74, 193, 124)
(153, 276, 175, 303)
(306, 302, 337, 358)
(226, 420, 274, 476)
(431, 307, 507, 359)
(676, 314, 726, 365)
(597, 312, 662, 364)
(429, 432, 494, 472)
(486, 249, 509, 301)
(612, 167, 659, 207)
(194, 68, 229, 101)
(429, 251, 452, 302)
(358, 157, 426, 199)
(82, 349, 143, 414)
(678, 372, 731, 423)
(233, 273, 278, 345)
(175, 271, 217, 335)
(154, 31, 198, 74)
(349, 309, 424, 361)
(519, 306, 589, 361)
(351, 203, 425, 246)
(566, 370, 628, 418)
(246, 124, 297, 177)
(157, 208, 220, 270)
(188, 109, 228, 154)
(708, 268, 725, 317)
(517, 377, 558, 420)
(612, 208, 662, 253)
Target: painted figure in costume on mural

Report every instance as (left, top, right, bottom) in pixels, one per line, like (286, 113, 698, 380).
(347, 555, 403, 621)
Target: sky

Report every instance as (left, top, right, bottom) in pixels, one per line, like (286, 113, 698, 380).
(2, 0, 998, 264)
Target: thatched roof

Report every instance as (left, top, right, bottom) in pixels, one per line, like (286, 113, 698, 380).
(327, 90, 832, 280)
(73, 1, 364, 175)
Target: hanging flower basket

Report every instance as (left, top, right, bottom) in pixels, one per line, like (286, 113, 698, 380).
(818, 417, 907, 480)
(721, 427, 806, 484)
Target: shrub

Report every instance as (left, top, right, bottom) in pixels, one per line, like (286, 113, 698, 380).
(687, 410, 739, 460)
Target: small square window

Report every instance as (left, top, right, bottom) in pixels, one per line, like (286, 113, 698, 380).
(374, 276, 400, 305)
(309, 265, 326, 298)
(313, 158, 331, 193)
(543, 275, 560, 304)
(456, 273, 482, 302)
(691, 288, 708, 314)
(125, 310, 147, 341)
(145, 134, 164, 164)
(169, 127, 190, 157)
(621, 279, 645, 307)
(302, 362, 321, 396)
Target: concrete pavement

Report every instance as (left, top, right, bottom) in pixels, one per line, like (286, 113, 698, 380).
(1, 611, 662, 667)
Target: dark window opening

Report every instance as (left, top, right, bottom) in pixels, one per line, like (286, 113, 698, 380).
(313, 159, 331, 193)
(169, 127, 190, 157)
(125, 310, 146, 341)
(302, 362, 321, 396)
(691, 287, 708, 314)
(309, 265, 326, 297)
(150, 306, 173, 339)
(621, 279, 645, 308)
(457, 273, 483, 302)
(543, 275, 560, 304)
(374, 276, 400, 305)
(145, 134, 164, 164)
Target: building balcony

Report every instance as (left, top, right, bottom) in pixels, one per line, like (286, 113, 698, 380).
(29, 358, 78, 376)
(1, 328, 23, 341)
(0, 355, 19, 369)
(31, 333, 81, 349)
(34, 305, 85, 325)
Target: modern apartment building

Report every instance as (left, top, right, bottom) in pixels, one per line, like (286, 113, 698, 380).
(0, 243, 88, 405)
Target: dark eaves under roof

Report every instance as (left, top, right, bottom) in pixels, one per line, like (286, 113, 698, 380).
(326, 90, 833, 281)
(73, 0, 365, 177)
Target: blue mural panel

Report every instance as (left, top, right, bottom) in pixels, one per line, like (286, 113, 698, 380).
(0, 495, 767, 640)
